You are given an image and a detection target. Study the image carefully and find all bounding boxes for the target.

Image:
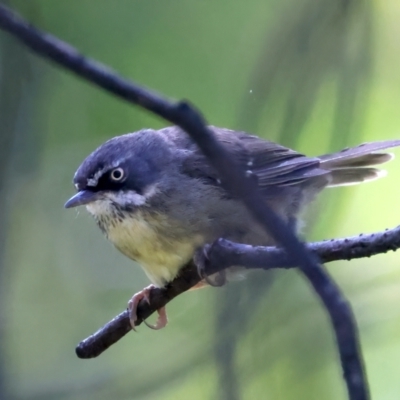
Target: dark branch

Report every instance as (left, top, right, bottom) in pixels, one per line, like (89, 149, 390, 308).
(0, 4, 371, 399)
(75, 261, 201, 359)
(207, 225, 400, 270)
(76, 225, 400, 360)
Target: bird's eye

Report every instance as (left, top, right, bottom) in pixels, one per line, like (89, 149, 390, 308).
(110, 167, 125, 181)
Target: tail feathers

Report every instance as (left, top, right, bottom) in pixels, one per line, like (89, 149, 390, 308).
(319, 139, 400, 187)
(327, 167, 386, 188)
(319, 140, 400, 169)
(324, 152, 392, 168)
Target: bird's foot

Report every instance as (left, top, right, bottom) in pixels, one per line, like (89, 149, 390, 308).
(128, 285, 168, 331)
(194, 244, 226, 287)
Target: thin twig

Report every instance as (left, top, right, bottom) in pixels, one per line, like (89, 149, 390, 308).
(0, 4, 370, 399)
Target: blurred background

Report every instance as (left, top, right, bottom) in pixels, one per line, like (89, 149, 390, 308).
(0, 0, 400, 399)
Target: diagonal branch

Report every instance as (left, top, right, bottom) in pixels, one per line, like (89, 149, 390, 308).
(0, 4, 373, 399)
(75, 225, 400, 360)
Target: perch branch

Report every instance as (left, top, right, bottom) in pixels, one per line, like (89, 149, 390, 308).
(0, 4, 373, 399)
(76, 225, 400, 359)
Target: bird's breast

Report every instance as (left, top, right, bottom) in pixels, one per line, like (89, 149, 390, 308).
(86, 201, 203, 287)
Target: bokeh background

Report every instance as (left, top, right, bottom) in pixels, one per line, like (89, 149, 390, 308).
(1, 0, 400, 399)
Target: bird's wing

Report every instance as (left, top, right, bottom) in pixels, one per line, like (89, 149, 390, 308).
(233, 130, 328, 187)
(167, 126, 329, 191)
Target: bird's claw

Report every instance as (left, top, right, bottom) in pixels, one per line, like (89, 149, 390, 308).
(143, 306, 168, 330)
(194, 244, 226, 287)
(128, 284, 168, 331)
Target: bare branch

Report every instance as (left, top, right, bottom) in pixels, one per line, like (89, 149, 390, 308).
(207, 225, 400, 270)
(0, 4, 374, 398)
(76, 225, 400, 362)
(76, 261, 200, 359)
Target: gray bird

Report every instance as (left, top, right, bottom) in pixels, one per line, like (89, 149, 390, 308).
(65, 126, 400, 329)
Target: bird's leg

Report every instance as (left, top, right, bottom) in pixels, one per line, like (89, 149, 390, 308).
(194, 244, 226, 287)
(128, 284, 168, 330)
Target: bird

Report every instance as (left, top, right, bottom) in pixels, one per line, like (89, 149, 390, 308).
(65, 126, 400, 329)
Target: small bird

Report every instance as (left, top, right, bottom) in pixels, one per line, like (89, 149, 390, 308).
(65, 126, 400, 329)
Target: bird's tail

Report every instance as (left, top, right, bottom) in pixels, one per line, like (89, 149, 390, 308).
(319, 140, 400, 187)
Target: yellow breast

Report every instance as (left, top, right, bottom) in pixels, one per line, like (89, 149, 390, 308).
(87, 201, 203, 287)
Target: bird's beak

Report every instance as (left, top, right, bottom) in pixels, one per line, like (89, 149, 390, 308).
(64, 190, 100, 208)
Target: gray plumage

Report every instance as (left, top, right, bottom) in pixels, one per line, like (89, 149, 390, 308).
(66, 126, 400, 286)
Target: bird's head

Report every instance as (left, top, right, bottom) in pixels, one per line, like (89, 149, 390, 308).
(64, 129, 175, 216)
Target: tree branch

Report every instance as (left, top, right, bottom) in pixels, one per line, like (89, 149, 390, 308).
(76, 225, 400, 359)
(207, 225, 400, 269)
(0, 4, 373, 399)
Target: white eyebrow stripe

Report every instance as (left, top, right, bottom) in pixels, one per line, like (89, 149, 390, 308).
(87, 166, 107, 187)
(86, 158, 128, 187)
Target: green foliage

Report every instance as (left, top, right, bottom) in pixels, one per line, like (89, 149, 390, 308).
(2, 0, 400, 399)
